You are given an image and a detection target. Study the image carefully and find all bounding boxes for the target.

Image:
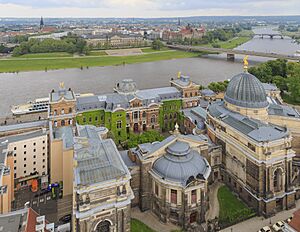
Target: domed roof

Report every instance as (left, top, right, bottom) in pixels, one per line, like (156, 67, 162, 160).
(115, 79, 137, 94)
(224, 72, 268, 108)
(152, 141, 211, 186)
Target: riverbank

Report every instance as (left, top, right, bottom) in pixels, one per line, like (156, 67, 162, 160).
(0, 50, 201, 73)
(200, 36, 252, 49)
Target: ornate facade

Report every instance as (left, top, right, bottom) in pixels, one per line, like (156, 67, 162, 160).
(122, 126, 212, 230)
(73, 125, 134, 232)
(206, 70, 299, 217)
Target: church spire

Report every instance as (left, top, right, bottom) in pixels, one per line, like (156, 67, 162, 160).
(40, 16, 44, 30)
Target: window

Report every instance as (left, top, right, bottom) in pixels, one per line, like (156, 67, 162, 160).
(43, 159, 45, 163)
(14, 167, 16, 170)
(155, 183, 159, 196)
(118, 131, 121, 136)
(24, 171, 26, 174)
(53, 110, 57, 116)
(14, 160, 16, 164)
(14, 153, 16, 157)
(24, 145, 26, 148)
(43, 140, 45, 144)
(43, 147, 45, 150)
(117, 120, 122, 129)
(33, 149, 36, 152)
(33, 168, 36, 171)
(61, 109, 65, 114)
(42, 165, 45, 169)
(142, 111, 146, 118)
(33, 155, 36, 159)
(24, 164, 26, 167)
(191, 190, 197, 204)
(33, 162, 36, 165)
(171, 189, 177, 204)
(33, 142, 36, 146)
(89, 117, 92, 123)
(95, 116, 98, 121)
(24, 158, 26, 161)
(43, 153, 45, 156)
(61, 120, 65, 126)
(151, 115, 156, 124)
(24, 151, 26, 155)
(14, 173, 16, 178)
(69, 108, 72, 113)
(14, 147, 17, 150)
(134, 111, 139, 119)
(83, 117, 86, 123)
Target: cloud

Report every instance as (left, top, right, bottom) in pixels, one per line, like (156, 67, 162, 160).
(0, 0, 299, 17)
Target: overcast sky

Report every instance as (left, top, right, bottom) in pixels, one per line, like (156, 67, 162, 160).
(0, 0, 299, 18)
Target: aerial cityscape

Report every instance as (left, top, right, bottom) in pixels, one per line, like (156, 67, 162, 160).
(0, 1, 300, 232)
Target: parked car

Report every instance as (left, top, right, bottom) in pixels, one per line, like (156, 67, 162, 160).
(272, 221, 284, 231)
(59, 214, 72, 223)
(286, 216, 293, 223)
(258, 226, 271, 232)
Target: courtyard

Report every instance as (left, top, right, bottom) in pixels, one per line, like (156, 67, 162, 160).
(218, 186, 255, 228)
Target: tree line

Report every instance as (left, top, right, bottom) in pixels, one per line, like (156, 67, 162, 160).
(12, 34, 89, 56)
(248, 59, 300, 104)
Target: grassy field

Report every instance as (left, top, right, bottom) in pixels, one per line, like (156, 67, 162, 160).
(217, 37, 252, 49)
(141, 47, 170, 53)
(218, 186, 255, 227)
(237, 30, 254, 37)
(17, 52, 73, 58)
(131, 219, 156, 232)
(0, 50, 201, 73)
(198, 36, 252, 50)
(87, 50, 108, 56)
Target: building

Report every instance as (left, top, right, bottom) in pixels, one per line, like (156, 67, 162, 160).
(162, 25, 205, 42)
(120, 125, 212, 230)
(0, 140, 14, 214)
(76, 75, 200, 144)
(85, 33, 144, 48)
(170, 74, 200, 108)
(0, 207, 54, 232)
(73, 125, 133, 232)
(206, 67, 298, 217)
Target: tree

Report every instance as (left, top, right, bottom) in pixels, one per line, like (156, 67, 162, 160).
(152, 39, 164, 50)
(286, 76, 300, 103)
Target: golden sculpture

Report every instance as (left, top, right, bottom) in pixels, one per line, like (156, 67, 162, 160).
(243, 55, 249, 71)
(178, 71, 181, 79)
(59, 82, 65, 89)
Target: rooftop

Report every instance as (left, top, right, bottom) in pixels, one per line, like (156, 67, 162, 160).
(208, 102, 289, 142)
(74, 125, 130, 187)
(53, 126, 74, 149)
(77, 84, 181, 112)
(224, 72, 269, 109)
(152, 140, 211, 186)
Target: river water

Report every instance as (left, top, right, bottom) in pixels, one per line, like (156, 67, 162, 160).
(0, 27, 299, 116)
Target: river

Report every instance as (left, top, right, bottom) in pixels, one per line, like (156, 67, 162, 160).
(0, 27, 299, 117)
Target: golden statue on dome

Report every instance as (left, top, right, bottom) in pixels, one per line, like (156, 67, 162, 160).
(243, 55, 249, 71)
(59, 82, 65, 89)
(177, 71, 181, 79)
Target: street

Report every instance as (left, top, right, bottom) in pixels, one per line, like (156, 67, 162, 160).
(221, 200, 300, 232)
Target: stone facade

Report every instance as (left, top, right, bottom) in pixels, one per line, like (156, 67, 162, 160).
(125, 129, 212, 230)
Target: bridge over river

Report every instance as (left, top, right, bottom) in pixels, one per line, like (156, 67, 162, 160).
(167, 44, 300, 61)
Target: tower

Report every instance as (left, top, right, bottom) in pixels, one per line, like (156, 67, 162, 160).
(40, 16, 44, 30)
(48, 83, 76, 128)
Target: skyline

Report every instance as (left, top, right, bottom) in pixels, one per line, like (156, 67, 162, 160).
(0, 0, 299, 18)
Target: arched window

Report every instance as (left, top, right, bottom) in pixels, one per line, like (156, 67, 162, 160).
(274, 168, 282, 192)
(53, 110, 57, 116)
(151, 115, 156, 124)
(95, 220, 111, 232)
(164, 115, 168, 120)
(61, 109, 65, 114)
(142, 111, 146, 118)
(190, 212, 197, 223)
(61, 120, 65, 126)
(69, 108, 72, 113)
